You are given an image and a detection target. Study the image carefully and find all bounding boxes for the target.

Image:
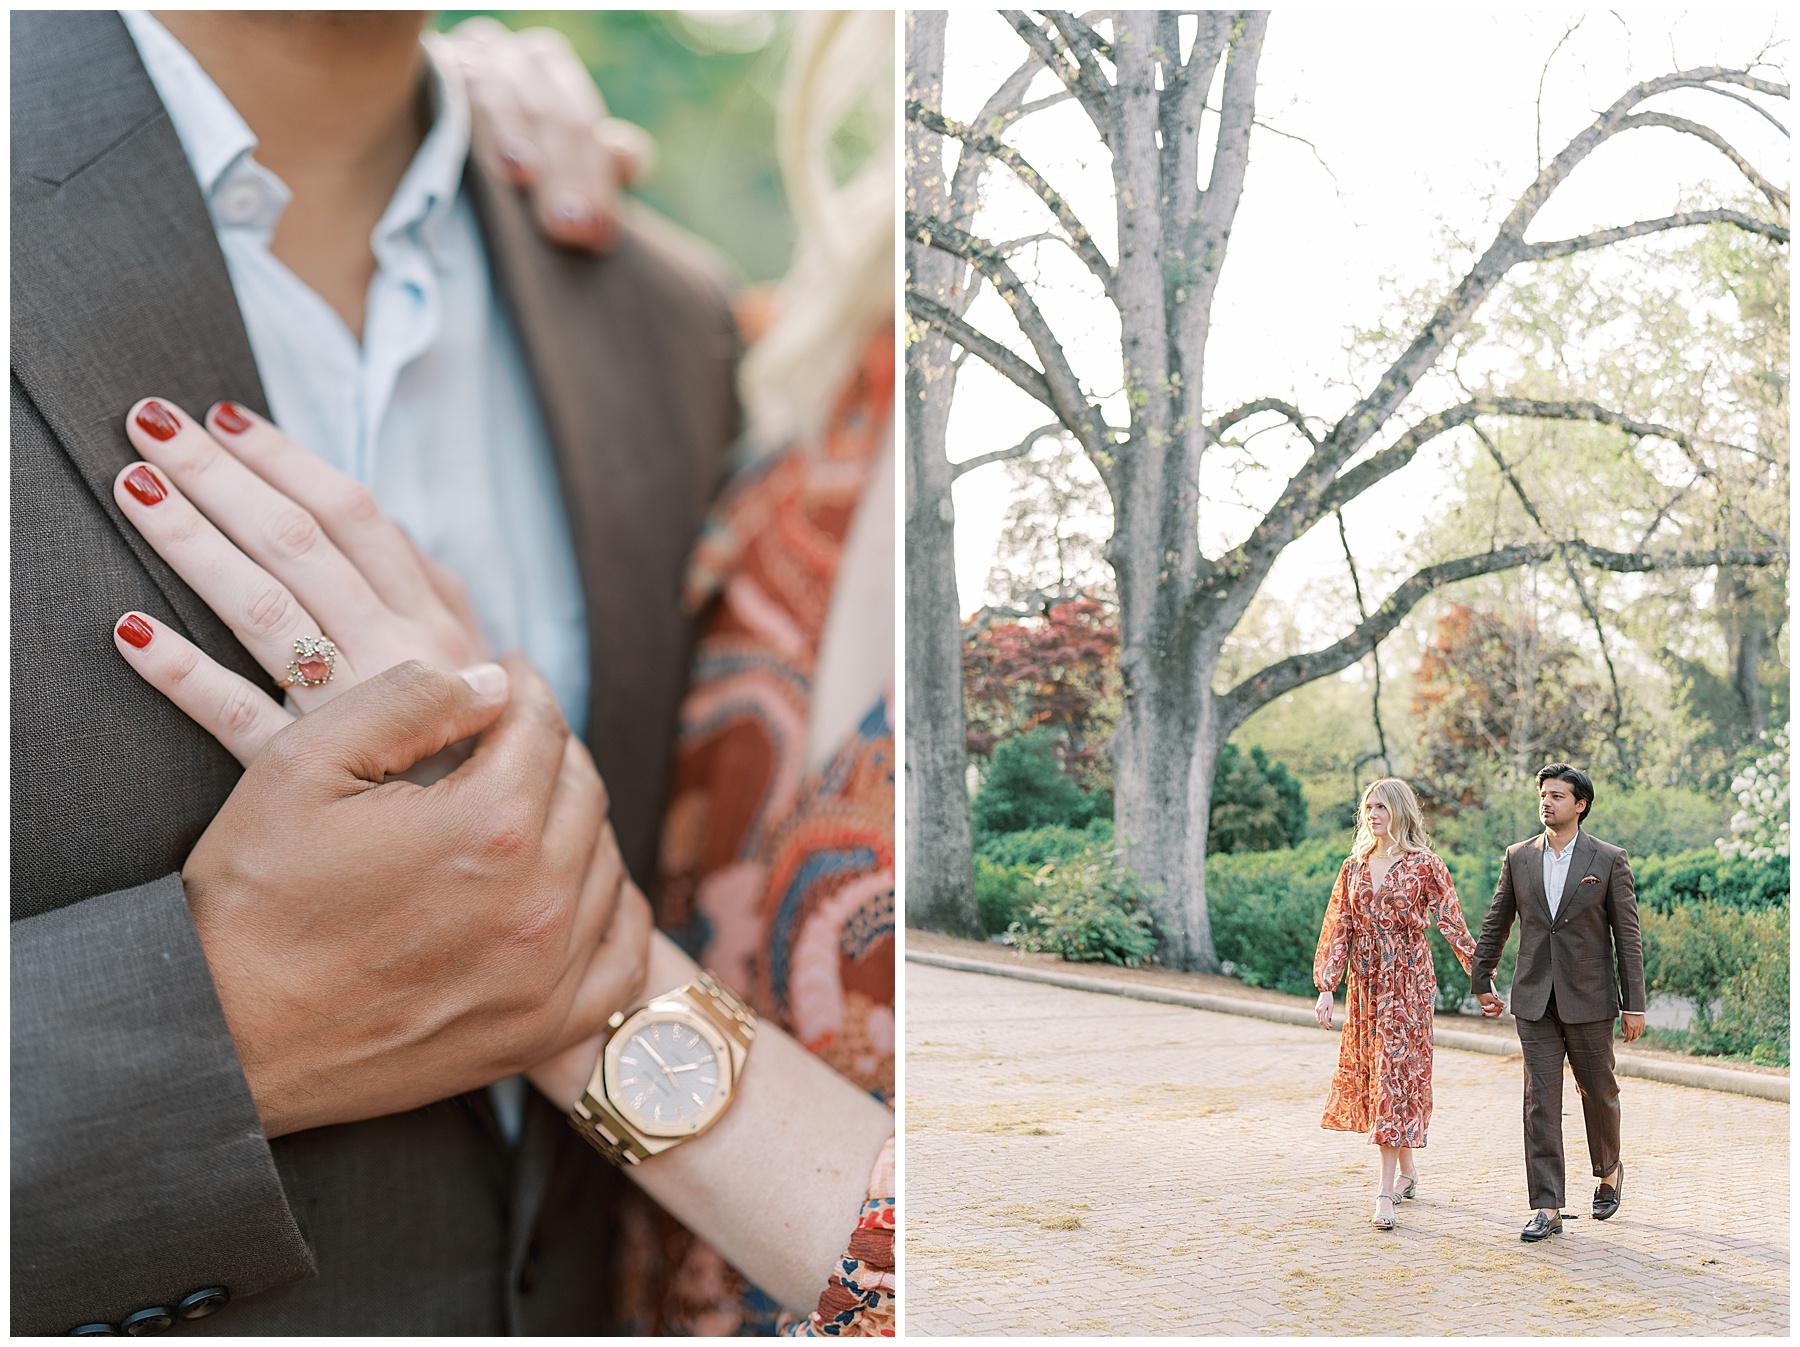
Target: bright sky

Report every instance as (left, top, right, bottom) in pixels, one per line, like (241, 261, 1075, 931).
(935, 8, 1789, 653)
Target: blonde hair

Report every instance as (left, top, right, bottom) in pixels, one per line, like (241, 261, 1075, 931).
(738, 9, 895, 457)
(1351, 778, 1433, 863)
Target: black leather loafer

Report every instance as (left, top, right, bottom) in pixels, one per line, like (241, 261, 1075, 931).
(1593, 1161, 1624, 1221)
(1521, 1211, 1563, 1242)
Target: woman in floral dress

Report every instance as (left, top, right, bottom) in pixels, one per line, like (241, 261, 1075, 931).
(1314, 778, 1476, 1230)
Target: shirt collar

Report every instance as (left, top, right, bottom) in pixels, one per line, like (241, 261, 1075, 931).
(120, 10, 469, 256)
(1542, 830, 1580, 859)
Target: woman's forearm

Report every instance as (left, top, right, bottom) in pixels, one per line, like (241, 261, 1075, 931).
(536, 930, 894, 1315)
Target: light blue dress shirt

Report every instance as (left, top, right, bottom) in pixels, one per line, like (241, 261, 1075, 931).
(1542, 832, 1577, 920)
(121, 11, 590, 738)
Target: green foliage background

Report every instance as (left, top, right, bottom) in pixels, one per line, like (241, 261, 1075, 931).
(439, 11, 795, 282)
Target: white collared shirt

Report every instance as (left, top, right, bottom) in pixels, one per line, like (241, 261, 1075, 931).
(1542, 831, 1578, 920)
(120, 11, 590, 737)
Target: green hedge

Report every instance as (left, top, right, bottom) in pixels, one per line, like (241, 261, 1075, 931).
(1641, 902, 1790, 1065)
(1634, 850, 1790, 912)
(1206, 839, 1509, 1009)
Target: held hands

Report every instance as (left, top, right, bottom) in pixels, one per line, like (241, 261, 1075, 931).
(1314, 991, 1334, 1031)
(1477, 990, 1505, 1018)
(111, 398, 652, 1135)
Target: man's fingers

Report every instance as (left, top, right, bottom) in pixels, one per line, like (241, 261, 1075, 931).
(554, 883, 653, 1053)
(263, 659, 511, 790)
(446, 654, 571, 825)
(112, 611, 294, 766)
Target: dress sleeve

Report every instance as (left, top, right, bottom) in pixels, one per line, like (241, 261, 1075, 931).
(780, 1133, 895, 1336)
(1313, 859, 1355, 993)
(1428, 853, 1476, 977)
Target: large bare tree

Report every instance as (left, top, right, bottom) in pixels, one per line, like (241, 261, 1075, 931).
(907, 11, 1788, 968)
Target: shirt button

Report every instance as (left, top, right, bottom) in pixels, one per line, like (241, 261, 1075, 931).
(119, 1308, 174, 1336)
(216, 179, 266, 226)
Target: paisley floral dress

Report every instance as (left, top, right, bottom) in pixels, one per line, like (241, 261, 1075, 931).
(1313, 849, 1475, 1149)
(607, 329, 895, 1336)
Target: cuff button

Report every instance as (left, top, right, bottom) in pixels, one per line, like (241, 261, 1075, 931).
(68, 1326, 119, 1337)
(177, 1288, 230, 1321)
(120, 1308, 174, 1336)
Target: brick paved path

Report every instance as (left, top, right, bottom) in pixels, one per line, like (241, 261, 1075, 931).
(905, 964, 1789, 1336)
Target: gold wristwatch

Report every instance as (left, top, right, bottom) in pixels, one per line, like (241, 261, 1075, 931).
(568, 971, 758, 1166)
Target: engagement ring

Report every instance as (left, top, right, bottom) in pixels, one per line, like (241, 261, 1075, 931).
(277, 635, 338, 688)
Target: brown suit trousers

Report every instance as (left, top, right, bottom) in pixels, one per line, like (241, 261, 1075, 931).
(1472, 831, 1641, 1210)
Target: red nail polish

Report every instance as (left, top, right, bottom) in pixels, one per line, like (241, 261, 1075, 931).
(116, 614, 155, 649)
(135, 400, 181, 441)
(123, 464, 167, 506)
(214, 401, 252, 434)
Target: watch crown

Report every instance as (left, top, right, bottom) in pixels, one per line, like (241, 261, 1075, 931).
(606, 1011, 625, 1030)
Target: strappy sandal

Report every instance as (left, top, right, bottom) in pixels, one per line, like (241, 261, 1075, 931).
(1395, 1170, 1418, 1200)
(1371, 1191, 1401, 1230)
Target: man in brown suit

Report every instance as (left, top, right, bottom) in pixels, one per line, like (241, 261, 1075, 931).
(1472, 763, 1646, 1243)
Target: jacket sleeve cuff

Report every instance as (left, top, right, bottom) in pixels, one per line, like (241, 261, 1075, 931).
(12, 875, 315, 1334)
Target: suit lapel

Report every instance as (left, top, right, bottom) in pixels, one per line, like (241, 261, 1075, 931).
(10, 10, 273, 689)
(1522, 834, 1555, 925)
(465, 159, 735, 888)
(1556, 832, 1599, 920)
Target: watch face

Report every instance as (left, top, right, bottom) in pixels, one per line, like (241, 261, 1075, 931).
(604, 1010, 734, 1138)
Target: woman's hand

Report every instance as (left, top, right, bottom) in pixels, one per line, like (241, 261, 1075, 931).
(433, 17, 652, 253)
(111, 397, 489, 764)
(1315, 991, 1335, 1030)
(109, 393, 653, 1048)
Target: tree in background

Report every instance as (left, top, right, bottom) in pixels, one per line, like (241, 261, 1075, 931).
(1209, 743, 1307, 853)
(971, 728, 1107, 834)
(1410, 208, 1788, 791)
(963, 596, 1117, 786)
(1411, 604, 1609, 809)
(909, 14, 1786, 967)
(985, 433, 1114, 607)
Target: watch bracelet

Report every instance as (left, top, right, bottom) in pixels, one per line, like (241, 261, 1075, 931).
(567, 969, 758, 1166)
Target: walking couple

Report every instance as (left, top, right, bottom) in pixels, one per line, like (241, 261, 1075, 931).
(1312, 765, 1645, 1239)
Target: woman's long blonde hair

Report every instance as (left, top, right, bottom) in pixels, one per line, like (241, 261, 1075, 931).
(1350, 777, 1433, 863)
(738, 10, 894, 457)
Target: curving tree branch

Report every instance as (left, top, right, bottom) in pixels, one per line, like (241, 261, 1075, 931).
(907, 290, 1053, 409)
(1520, 207, 1789, 259)
(1217, 539, 1783, 732)
(1219, 67, 1790, 602)
(952, 423, 1066, 479)
(1614, 110, 1789, 208)
(1002, 10, 1116, 141)
(907, 210, 1107, 454)
(907, 101, 1116, 295)
(1208, 397, 1320, 447)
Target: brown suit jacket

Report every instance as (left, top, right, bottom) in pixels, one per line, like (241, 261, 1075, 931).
(1470, 830, 1646, 1024)
(12, 10, 738, 1334)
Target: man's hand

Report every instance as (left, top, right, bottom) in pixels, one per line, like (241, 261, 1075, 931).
(183, 656, 647, 1138)
(1621, 1012, 1646, 1043)
(1478, 990, 1505, 1018)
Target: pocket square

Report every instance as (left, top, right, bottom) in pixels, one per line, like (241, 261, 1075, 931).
(1579, 875, 1601, 885)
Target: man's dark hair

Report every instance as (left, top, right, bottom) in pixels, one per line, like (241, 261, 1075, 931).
(1536, 763, 1594, 822)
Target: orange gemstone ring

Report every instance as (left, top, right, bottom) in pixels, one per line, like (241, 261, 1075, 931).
(277, 635, 338, 689)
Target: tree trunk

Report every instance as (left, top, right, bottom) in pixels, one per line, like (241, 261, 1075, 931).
(903, 13, 980, 936)
(1111, 639, 1223, 972)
